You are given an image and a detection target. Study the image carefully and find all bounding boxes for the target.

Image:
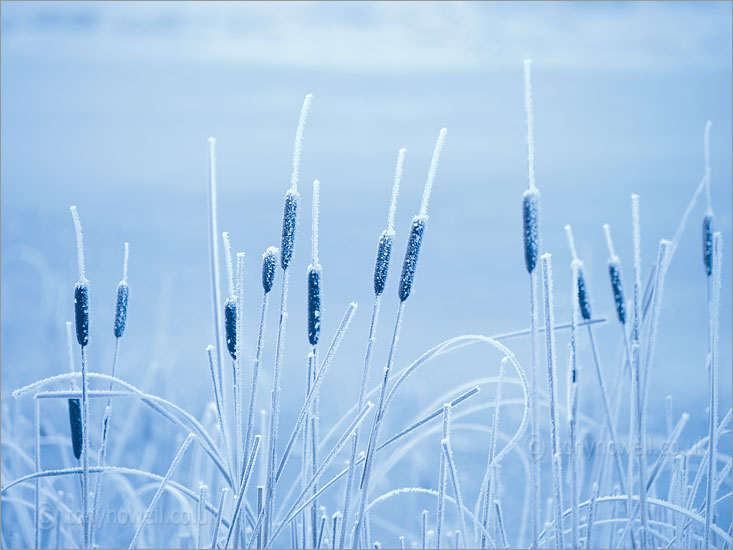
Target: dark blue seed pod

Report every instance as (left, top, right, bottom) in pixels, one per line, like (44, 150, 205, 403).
(68, 398, 82, 460)
(373, 231, 393, 296)
(576, 266, 592, 321)
(262, 247, 278, 294)
(114, 281, 129, 338)
(398, 217, 426, 302)
(74, 282, 89, 347)
(224, 298, 237, 360)
(307, 265, 322, 346)
(281, 190, 299, 271)
(522, 190, 539, 274)
(703, 213, 713, 276)
(608, 259, 626, 325)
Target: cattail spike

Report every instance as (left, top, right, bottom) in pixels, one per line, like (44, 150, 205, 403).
(68, 398, 83, 460)
(281, 190, 299, 270)
(523, 59, 536, 192)
(114, 281, 129, 339)
(398, 216, 427, 302)
(602, 224, 617, 260)
(307, 264, 322, 346)
(225, 298, 237, 360)
(262, 247, 279, 293)
(387, 148, 406, 234)
(564, 224, 579, 261)
(74, 282, 89, 347)
(223, 232, 235, 298)
(291, 94, 313, 193)
(419, 128, 447, 219)
(703, 214, 714, 276)
(373, 231, 393, 296)
(70, 206, 86, 281)
(312, 179, 320, 266)
(522, 189, 540, 273)
(608, 259, 626, 325)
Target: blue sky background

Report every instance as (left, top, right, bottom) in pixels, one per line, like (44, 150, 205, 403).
(2, 2, 731, 544)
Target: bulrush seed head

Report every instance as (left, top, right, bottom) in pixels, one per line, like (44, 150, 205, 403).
(703, 213, 714, 276)
(307, 264, 322, 346)
(262, 247, 278, 293)
(576, 264, 592, 321)
(114, 281, 129, 338)
(608, 260, 626, 325)
(281, 190, 299, 270)
(522, 189, 539, 273)
(398, 216, 426, 302)
(74, 282, 89, 347)
(373, 230, 394, 296)
(224, 298, 237, 360)
(68, 398, 82, 460)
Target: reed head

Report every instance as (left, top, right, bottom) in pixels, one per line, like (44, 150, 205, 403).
(281, 190, 299, 270)
(307, 264, 322, 345)
(114, 281, 129, 338)
(224, 297, 237, 360)
(67, 398, 82, 460)
(74, 281, 89, 347)
(703, 212, 714, 276)
(262, 247, 278, 293)
(373, 230, 394, 296)
(522, 189, 539, 273)
(608, 258, 626, 325)
(398, 216, 426, 302)
(575, 262, 592, 321)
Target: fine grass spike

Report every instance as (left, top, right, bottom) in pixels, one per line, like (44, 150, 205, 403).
(223, 232, 235, 298)
(70, 205, 86, 281)
(523, 59, 536, 192)
(419, 128, 448, 218)
(311, 179, 320, 266)
(122, 241, 129, 282)
(421, 510, 428, 549)
(703, 214, 714, 276)
(631, 194, 642, 342)
(704, 120, 712, 212)
(196, 484, 208, 549)
(387, 148, 406, 235)
(290, 94, 313, 193)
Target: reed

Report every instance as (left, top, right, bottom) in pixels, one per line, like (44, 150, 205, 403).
(522, 58, 542, 550)
(540, 253, 564, 549)
(354, 128, 446, 547)
(340, 147, 405, 549)
(70, 205, 91, 548)
(435, 404, 450, 549)
(264, 93, 313, 546)
(704, 232, 722, 548)
(91, 242, 131, 547)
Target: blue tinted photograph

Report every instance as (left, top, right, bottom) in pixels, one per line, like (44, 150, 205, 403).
(1, 2, 731, 548)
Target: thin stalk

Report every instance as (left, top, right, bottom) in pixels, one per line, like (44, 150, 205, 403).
(264, 269, 291, 545)
(528, 269, 540, 549)
(206, 138, 226, 461)
(81, 346, 90, 548)
(225, 436, 261, 548)
(244, 292, 269, 484)
(436, 406, 450, 549)
(442, 439, 468, 549)
(340, 296, 380, 548)
(210, 488, 228, 549)
(353, 302, 405, 546)
(128, 434, 195, 549)
(540, 254, 563, 549)
(34, 398, 41, 550)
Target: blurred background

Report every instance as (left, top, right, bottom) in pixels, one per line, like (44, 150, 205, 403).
(2, 1, 731, 545)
